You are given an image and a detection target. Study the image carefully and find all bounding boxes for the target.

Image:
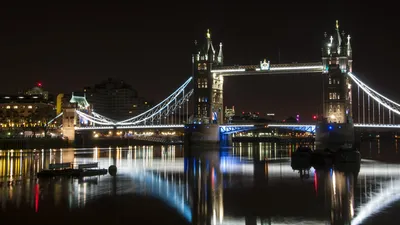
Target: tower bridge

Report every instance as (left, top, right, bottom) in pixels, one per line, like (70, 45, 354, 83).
(54, 21, 400, 144)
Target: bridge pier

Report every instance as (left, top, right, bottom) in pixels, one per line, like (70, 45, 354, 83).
(220, 133, 232, 146)
(184, 124, 220, 147)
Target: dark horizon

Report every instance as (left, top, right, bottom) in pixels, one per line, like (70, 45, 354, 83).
(1, 3, 398, 120)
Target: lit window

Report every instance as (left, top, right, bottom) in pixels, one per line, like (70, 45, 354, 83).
(4, 96, 10, 99)
(6, 106, 10, 109)
(328, 77, 332, 84)
(144, 102, 148, 105)
(28, 105, 33, 109)
(13, 106, 18, 109)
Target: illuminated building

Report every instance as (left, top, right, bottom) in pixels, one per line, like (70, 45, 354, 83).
(321, 20, 353, 123)
(83, 78, 151, 121)
(192, 29, 224, 124)
(0, 94, 55, 129)
(224, 106, 235, 122)
(23, 82, 50, 100)
(56, 93, 72, 115)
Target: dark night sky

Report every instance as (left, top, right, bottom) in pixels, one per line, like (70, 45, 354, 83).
(0, 3, 398, 121)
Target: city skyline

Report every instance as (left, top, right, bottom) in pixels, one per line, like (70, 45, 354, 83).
(1, 3, 398, 120)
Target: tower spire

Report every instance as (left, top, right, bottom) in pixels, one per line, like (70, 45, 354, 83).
(206, 29, 211, 39)
(347, 35, 352, 57)
(218, 42, 223, 65)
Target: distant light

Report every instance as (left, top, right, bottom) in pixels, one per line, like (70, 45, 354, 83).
(313, 115, 317, 119)
(4, 96, 10, 99)
(37, 82, 42, 87)
(328, 125, 333, 130)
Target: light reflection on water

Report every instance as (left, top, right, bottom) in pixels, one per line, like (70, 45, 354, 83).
(0, 141, 400, 224)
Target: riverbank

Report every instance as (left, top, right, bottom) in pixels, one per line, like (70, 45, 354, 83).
(0, 137, 182, 150)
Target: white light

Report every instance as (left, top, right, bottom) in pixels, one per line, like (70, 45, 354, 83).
(354, 124, 400, 128)
(269, 66, 323, 71)
(330, 114, 336, 119)
(75, 124, 185, 130)
(211, 69, 246, 73)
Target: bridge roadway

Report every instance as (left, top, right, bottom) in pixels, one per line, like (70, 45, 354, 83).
(74, 123, 400, 134)
(211, 62, 324, 76)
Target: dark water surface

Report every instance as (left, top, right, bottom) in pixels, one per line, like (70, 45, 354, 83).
(1, 140, 400, 225)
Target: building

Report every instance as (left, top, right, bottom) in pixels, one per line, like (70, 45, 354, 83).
(192, 29, 224, 124)
(83, 78, 151, 121)
(0, 83, 56, 130)
(224, 106, 235, 123)
(56, 93, 72, 115)
(22, 82, 51, 101)
(0, 94, 55, 129)
(321, 20, 352, 123)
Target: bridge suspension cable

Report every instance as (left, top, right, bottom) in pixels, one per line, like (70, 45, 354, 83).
(75, 110, 116, 125)
(116, 77, 193, 126)
(348, 72, 400, 125)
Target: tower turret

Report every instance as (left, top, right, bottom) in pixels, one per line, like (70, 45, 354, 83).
(218, 42, 224, 65)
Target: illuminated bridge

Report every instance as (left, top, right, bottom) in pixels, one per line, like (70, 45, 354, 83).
(49, 21, 400, 142)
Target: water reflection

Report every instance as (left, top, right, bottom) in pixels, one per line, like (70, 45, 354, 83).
(1, 143, 400, 224)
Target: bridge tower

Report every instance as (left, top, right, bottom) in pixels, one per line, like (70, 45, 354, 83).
(62, 103, 77, 142)
(321, 20, 353, 123)
(192, 29, 224, 124)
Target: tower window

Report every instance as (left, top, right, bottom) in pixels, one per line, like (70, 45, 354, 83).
(197, 78, 208, 88)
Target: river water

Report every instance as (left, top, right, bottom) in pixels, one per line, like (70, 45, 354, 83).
(1, 140, 400, 225)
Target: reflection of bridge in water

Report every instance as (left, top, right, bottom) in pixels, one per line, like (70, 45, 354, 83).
(2, 146, 400, 224)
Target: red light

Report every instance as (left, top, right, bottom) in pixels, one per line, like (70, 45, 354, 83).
(37, 82, 42, 87)
(35, 184, 39, 212)
(313, 115, 317, 119)
(242, 111, 244, 114)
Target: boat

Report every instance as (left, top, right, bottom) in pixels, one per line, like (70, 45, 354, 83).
(310, 148, 335, 169)
(291, 146, 313, 170)
(37, 168, 78, 178)
(37, 162, 108, 178)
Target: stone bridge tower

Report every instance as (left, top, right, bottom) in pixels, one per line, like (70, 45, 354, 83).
(62, 103, 77, 142)
(192, 29, 224, 124)
(321, 20, 353, 123)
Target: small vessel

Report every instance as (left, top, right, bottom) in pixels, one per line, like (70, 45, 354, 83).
(291, 146, 313, 170)
(310, 148, 334, 169)
(37, 162, 108, 178)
